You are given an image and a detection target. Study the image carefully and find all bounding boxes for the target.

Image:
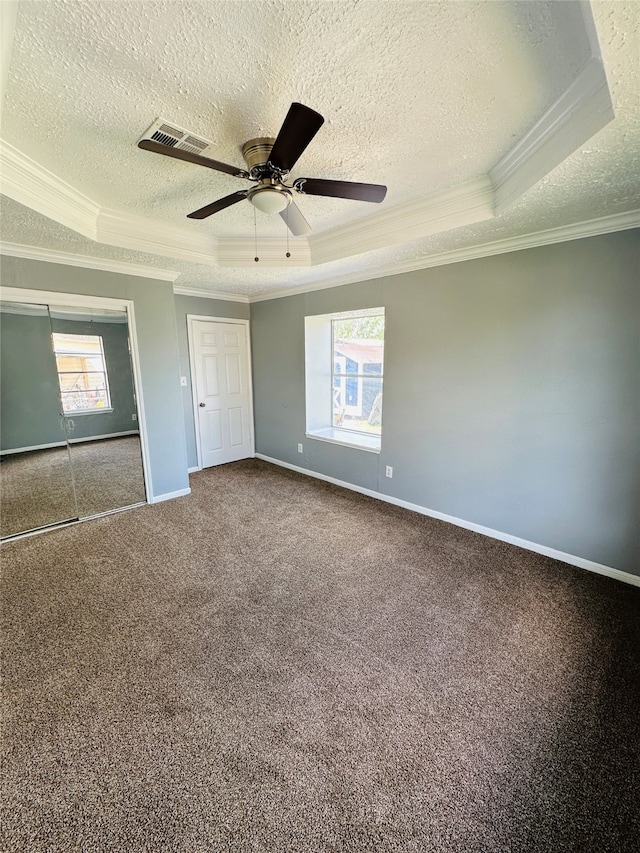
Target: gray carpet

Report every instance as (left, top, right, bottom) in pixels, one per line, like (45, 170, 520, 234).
(0, 444, 77, 537)
(0, 435, 146, 538)
(1, 459, 639, 852)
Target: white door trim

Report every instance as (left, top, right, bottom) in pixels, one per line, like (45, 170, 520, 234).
(186, 315, 255, 471)
(0, 285, 152, 504)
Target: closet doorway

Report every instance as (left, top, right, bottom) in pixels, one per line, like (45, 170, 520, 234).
(0, 287, 150, 539)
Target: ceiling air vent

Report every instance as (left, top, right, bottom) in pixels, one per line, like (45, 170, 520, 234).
(137, 118, 218, 157)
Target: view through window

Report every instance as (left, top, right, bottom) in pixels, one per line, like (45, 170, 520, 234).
(52, 333, 111, 414)
(332, 314, 384, 436)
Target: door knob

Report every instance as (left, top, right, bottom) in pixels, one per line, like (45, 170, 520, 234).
(199, 402, 205, 407)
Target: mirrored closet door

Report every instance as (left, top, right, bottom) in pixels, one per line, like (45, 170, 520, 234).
(0, 294, 147, 539)
(0, 300, 78, 537)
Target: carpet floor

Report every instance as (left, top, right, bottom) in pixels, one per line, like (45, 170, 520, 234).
(1, 459, 639, 852)
(1, 435, 146, 538)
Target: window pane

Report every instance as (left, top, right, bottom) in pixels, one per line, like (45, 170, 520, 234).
(82, 373, 107, 392)
(333, 377, 383, 434)
(52, 332, 111, 412)
(60, 389, 109, 412)
(333, 316, 384, 378)
(58, 372, 87, 392)
(82, 355, 106, 372)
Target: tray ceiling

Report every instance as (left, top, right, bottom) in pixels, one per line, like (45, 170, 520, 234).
(1, 0, 638, 298)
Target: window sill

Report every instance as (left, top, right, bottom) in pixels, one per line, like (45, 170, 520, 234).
(306, 428, 381, 453)
(63, 408, 114, 417)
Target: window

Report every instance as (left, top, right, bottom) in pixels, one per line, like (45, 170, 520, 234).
(52, 333, 112, 414)
(305, 308, 384, 452)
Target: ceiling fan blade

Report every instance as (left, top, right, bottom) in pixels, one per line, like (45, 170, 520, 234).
(280, 199, 311, 236)
(138, 139, 248, 178)
(268, 103, 324, 173)
(187, 190, 249, 219)
(294, 178, 387, 203)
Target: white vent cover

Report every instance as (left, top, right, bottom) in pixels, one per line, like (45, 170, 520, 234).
(137, 118, 219, 157)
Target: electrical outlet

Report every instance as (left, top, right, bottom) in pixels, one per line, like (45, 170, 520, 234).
(297, 443, 304, 453)
(385, 465, 393, 478)
(131, 413, 137, 421)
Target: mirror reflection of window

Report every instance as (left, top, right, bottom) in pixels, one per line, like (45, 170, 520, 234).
(51, 333, 112, 414)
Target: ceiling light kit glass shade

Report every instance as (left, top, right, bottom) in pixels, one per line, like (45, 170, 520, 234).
(248, 185, 291, 214)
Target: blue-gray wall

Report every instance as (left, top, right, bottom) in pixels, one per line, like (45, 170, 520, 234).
(0, 257, 189, 500)
(1, 309, 64, 451)
(250, 230, 640, 575)
(1, 311, 137, 451)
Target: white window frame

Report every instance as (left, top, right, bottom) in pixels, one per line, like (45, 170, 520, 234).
(52, 332, 113, 415)
(305, 307, 384, 453)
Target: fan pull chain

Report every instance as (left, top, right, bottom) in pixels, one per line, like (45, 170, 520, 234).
(253, 206, 259, 262)
(285, 206, 291, 259)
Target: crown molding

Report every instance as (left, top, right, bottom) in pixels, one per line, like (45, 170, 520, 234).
(3, 208, 635, 304)
(217, 235, 312, 267)
(173, 285, 250, 303)
(0, 138, 493, 269)
(96, 208, 219, 266)
(247, 210, 640, 302)
(0, 242, 179, 281)
(310, 177, 495, 266)
(490, 56, 614, 212)
(0, 3, 619, 274)
(0, 139, 99, 238)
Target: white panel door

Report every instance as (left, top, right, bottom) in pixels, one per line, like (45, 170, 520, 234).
(191, 320, 253, 468)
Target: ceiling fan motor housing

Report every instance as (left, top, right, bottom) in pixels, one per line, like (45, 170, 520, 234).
(241, 137, 278, 173)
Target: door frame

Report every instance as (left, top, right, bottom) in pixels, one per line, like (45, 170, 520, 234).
(0, 285, 152, 504)
(186, 315, 255, 471)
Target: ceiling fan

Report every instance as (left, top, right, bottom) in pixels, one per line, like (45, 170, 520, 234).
(137, 102, 387, 236)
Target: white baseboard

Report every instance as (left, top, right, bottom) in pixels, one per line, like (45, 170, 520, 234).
(68, 430, 139, 444)
(148, 487, 191, 504)
(1, 440, 66, 455)
(188, 465, 202, 474)
(1, 430, 140, 455)
(255, 454, 640, 588)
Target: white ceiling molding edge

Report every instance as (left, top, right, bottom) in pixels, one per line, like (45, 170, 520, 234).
(1, 139, 99, 239)
(3, 208, 637, 304)
(218, 235, 312, 267)
(0, 0, 616, 278)
(248, 210, 640, 303)
(310, 177, 495, 265)
(488, 0, 612, 213)
(0, 242, 179, 282)
(96, 208, 219, 266)
(489, 57, 613, 213)
(173, 285, 250, 303)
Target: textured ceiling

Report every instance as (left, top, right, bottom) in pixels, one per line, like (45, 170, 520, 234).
(1, 0, 639, 297)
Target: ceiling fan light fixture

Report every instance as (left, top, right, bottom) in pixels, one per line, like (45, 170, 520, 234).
(249, 185, 291, 214)
(140, 103, 387, 230)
